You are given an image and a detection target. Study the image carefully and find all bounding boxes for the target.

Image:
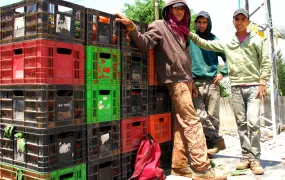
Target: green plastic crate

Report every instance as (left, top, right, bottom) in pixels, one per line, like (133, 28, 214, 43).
(86, 84, 120, 124)
(0, 163, 86, 180)
(85, 46, 120, 85)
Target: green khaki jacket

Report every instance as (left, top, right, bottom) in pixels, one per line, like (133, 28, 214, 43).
(189, 32, 272, 86)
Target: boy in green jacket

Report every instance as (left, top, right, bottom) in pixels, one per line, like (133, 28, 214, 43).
(189, 8, 272, 175)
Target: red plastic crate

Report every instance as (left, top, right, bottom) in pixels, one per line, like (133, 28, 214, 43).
(148, 113, 171, 143)
(121, 116, 148, 153)
(0, 39, 84, 85)
(148, 49, 158, 85)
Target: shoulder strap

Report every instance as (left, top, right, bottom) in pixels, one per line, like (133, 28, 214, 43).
(129, 140, 154, 180)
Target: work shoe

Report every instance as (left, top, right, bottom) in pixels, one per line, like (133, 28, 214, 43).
(250, 160, 264, 175)
(171, 166, 192, 178)
(236, 159, 250, 170)
(192, 168, 227, 180)
(207, 138, 226, 155)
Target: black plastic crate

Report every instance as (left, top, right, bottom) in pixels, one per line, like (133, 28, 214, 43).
(0, 124, 86, 172)
(85, 8, 120, 49)
(120, 20, 148, 51)
(160, 141, 172, 170)
(0, 85, 85, 132)
(121, 150, 137, 180)
(148, 85, 172, 115)
(87, 121, 120, 162)
(0, 0, 85, 45)
(87, 155, 121, 180)
(121, 50, 148, 85)
(121, 84, 148, 119)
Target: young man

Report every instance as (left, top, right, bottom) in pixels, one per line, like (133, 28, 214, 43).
(115, 1, 226, 179)
(189, 8, 272, 175)
(190, 11, 227, 155)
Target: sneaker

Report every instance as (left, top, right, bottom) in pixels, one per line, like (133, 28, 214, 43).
(192, 168, 227, 180)
(171, 166, 192, 178)
(207, 138, 226, 155)
(250, 160, 264, 175)
(236, 159, 250, 170)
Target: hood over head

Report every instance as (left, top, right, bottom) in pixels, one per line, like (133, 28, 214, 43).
(162, 0, 191, 41)
(194, 11, 213, 40)
(162, 0, 191, 25)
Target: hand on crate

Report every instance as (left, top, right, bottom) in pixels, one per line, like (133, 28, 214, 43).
(114, 13, 136, 32)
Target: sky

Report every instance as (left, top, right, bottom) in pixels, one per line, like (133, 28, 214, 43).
(1, 0, 285, 52)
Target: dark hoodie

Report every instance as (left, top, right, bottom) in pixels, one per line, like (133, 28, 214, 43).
(130, 0, 193, 84)
(190, 11, 227, 79)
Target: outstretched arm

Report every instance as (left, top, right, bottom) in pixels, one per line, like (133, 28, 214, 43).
(115, 13, 162, 53)
(189, 33, 225, 53)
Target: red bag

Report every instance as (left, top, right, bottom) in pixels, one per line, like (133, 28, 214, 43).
(129, 139, 166, 180)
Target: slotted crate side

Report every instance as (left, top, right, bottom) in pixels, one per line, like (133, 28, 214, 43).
(120, 21, 148, 51)
(121, 150, 137, 180)
(160, 141, 172, 170)
(120, 116, 148, 153)
(148, 49, 158, 85)
(148, 113, 172, 143)
(87, 121, 120, 162)
(0, 163, 86, 180)
(87, 155, 121, 180)
(85, 8, 120, 49)
(85, 46, 120, 85)
(0, 0, 85, 45)
(86, 84, 120, 124)
(121, 50, 148, 85)
(121, 84, 148, 119)
(0, 85, 85, 130)
(0, 124, 86, 172)
(0, 39, 85, 85)
(148, 85, 172, 115)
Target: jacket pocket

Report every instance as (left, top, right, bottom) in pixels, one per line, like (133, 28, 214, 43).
(169, 53, 187, 76)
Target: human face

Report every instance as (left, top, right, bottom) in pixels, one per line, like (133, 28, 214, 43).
(171, 6, 186, 21)
(196, 17, 208, 33)
(233, 14, 250, 33)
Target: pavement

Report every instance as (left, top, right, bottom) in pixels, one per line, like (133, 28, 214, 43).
(165, 155, 285, 180)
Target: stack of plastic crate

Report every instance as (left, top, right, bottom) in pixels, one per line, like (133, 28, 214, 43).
(148, 49, 173, 170)
(0, 0, 86, 179)
(85, 8, 121, 180)
(119, 21, 150, 180)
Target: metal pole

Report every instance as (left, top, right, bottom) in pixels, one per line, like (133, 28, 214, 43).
(249, 3, 264, 18)
(245, 0, 249, 11)
(154, 0, 159, 20)
(264, 0, 280, 138)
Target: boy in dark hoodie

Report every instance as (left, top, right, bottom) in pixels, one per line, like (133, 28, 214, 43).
(190, 11, 227, 155)
(115, 1, 226, 180)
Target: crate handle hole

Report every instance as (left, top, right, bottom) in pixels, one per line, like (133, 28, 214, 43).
(13, 90, 23, 96)
(59, 172, 73, 180)
(58, 131, 73, 139)
(99, 90, 110, 95)
(14, 48, 23, 55)
(131, 89, 141, 95)
(99, 53, 111, 59)
(99, 161, 112, 169)
(159, 118, 164, 122)
(57, 90, 73, 96)
(132, 121, 141, 127)
(99, 125, 111, 132)
(132, 56, 141, 63)
(57, 48, 72, 55)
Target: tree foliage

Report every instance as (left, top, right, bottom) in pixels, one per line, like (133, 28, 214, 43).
(122, 0, 196, 32)
(276, 49, 285, 96)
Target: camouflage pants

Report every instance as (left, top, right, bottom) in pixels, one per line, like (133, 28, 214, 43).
(166, 82, 210, 172)
(193, 80, 223, 145)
